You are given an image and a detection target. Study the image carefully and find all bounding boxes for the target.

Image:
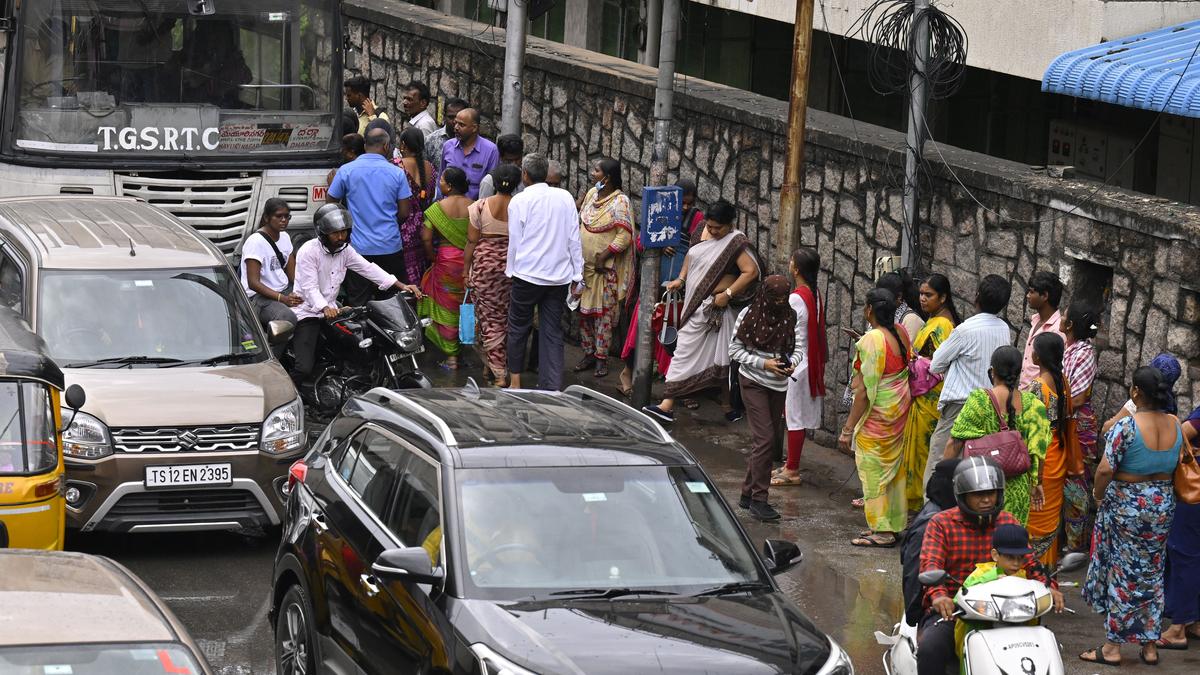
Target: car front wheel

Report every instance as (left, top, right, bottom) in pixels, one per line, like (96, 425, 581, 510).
(276, 584, 318, 675)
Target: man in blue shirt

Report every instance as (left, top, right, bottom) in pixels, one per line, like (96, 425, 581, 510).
(326, 127, 413, 305)
(441, 108, 499, 199)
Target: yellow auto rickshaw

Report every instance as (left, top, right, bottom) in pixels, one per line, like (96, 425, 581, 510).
(0, 308, 84, 550)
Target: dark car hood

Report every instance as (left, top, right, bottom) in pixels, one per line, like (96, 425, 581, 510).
(447, 592, 831, 674)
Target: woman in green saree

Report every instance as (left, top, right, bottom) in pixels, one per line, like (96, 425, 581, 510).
(419, 167, 472, 368)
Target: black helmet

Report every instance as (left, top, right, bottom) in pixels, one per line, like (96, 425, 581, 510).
(314, 203, 352, 254)
(952, 456, 1005, 528)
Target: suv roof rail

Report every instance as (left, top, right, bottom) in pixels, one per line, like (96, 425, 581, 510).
(562, 385, 673, 444)
(363, 387, 459, 448)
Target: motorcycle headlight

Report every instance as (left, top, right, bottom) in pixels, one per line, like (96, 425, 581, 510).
(471, 644, 537, 675)
(261, 398, 305, 454)
(63, 411, 113, 459)
(997, 592, 1038, 622)
(815, 638, 854, 675)
(388, 327, 422, 351)
(965, 597, 1000, 620)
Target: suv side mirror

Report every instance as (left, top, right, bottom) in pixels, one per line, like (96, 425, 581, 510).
(64, 384, 86, 410)
(372, 547, 444, 585)
(762, 539, 802, 575)
(268, 320, 295, 342)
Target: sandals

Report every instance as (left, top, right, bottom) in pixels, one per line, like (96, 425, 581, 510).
(1155, 637, 1188, 650)
(851, 497, 865, 509)
(851, 533, 897, 548)
(573, 355, 597, 372)
(617, 383, 633, 399)
(593, 361, 609, 378)
(1140, 644, 1159, 666)
(682, 398, 701, 410)
(770, 472, 803, 487)
(1079, 646, 1122, 667)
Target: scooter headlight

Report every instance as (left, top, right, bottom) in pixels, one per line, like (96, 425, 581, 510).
(997, 592, 1038, 622)
(965, 598, 1000, 620)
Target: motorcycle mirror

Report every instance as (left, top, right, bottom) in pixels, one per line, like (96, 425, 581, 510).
(1056, 552, 1088, 575)
(919, 569, 949, 586)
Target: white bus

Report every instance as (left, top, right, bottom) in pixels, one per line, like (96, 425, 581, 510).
(1, 0, 342, 253)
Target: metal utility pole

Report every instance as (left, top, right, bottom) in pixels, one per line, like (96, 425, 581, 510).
(642, 0, 663, 67)
(500, 0, 529, 135)
(633, 0, 680, 408)
(901, 0, 931, 268)
(776, 0, 816, 257)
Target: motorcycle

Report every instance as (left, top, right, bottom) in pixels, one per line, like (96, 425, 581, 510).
(287, 292, 432, 420)
(875, 552, 1087, 675)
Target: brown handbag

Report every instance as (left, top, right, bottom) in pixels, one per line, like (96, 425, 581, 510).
(1175, 428, 1200, 505)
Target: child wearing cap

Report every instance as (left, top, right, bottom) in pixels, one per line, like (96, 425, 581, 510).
(954, 524, 1036, 658)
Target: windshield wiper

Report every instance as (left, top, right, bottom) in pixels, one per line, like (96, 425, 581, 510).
(164, 352, 253, 367)
(693, 581, 773, 597)
(548, 588, 682, 600)
(69, 356, 185, 368)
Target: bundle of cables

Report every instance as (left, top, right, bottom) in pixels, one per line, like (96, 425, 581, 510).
(849, 0, 968, 100)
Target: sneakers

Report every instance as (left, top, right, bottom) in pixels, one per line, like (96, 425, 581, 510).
(725, 409, 745, 423)
(749, 500, 782, 522)
(738, 494, 751, 509)
(642, 405, 675, 423)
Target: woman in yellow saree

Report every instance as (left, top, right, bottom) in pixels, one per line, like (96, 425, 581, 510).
(840, 288, 912, 547)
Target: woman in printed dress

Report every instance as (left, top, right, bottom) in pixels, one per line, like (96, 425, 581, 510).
(1060, 301, 1102, 553)
(396, 128, 434, 285)
(463, 165, 521, 386)
(1080, 367, 1182, 667)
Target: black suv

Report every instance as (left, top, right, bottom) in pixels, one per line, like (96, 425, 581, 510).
(270, 384, 853, 675)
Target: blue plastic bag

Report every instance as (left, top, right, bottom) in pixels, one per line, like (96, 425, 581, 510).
(459, 290, 476, 345)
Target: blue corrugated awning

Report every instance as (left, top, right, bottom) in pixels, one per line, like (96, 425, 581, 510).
(1042, 19, 1200, 117)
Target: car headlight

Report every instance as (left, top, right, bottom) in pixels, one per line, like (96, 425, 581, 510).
(261, 398, 305, 454)
(62, 411, 112, 459)
(997, 592, 1038, 622)
(965, 597, 1000, 620)
(816, 638, 854, 675)
(471, 644, 537, 675)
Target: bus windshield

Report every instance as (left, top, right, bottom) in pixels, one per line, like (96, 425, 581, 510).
(13, 0, 338, 158)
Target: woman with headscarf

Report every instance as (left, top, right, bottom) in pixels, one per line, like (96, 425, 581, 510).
(839, 288, 914, 546)
(575, 159, 637, 378)
(729, 275, 804, 522)
(771, 248, 827, 487)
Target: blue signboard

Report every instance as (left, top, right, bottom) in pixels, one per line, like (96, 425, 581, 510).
(640, 186, 683, 249)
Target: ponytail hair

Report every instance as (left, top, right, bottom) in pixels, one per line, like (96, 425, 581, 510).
(1132, 365, 1174, 413)
(990, 345, 1023, 427)
(1065, 300, 1100, 340)
(398, 127, 428, 202)
(790, 247, 819, 290)
(1032, 332, 1067, 446)
(866, 288, 907, 360)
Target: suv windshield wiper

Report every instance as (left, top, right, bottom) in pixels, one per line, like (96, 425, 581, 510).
(548, 588, 682, 600)
(69, 355, 185, 368)
(693, 581, 773, 597)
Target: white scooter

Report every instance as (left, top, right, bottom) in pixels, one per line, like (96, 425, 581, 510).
(875, 552, 1086, 675)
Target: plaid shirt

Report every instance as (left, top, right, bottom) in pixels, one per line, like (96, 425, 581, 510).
(1063, 339, 1096, 398)
(919, 508, 1052, 610)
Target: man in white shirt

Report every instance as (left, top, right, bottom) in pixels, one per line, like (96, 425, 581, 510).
(401, 81, 439, 136)
(926, 274, 1014, 487)
(290, 205, 421, 392)
(506, 153, 584, 391)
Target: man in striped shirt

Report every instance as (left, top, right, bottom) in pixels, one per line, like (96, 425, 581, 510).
(924, 275, 1014, 489)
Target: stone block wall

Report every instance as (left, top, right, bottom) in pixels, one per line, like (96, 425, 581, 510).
(346, 0, 1200, 436)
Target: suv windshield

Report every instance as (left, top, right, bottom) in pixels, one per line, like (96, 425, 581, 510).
(14, 0, 338, 158)
(455, 466, 766, 600)
(38, 267, 266, 367)
(0, 382, 56, 475)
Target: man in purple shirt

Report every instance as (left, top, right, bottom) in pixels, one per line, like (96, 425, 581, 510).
(441, 108, 499, 199)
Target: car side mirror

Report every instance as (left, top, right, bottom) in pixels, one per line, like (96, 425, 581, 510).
(762, 539, 802, 575)
(64, 384, 86, 410)
(1056, 552, 1088, 575)
(268, 320, 295, 342)
(372, 547, 444, 585)
(919, 569, 949, 586)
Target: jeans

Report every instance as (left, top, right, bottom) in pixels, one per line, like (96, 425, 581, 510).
(507, 278, 568, 391)
(917, 611, 957, 675)
(925, 400, 964, 492)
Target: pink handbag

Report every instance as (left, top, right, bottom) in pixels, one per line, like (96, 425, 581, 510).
(908, 356, 943, 397)
(962, 389, 1031, 478)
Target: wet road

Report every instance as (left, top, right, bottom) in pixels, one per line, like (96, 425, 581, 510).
(67, 352, 1199, 675)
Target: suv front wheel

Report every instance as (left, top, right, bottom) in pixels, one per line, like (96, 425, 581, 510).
(276, 584, 318, 675)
